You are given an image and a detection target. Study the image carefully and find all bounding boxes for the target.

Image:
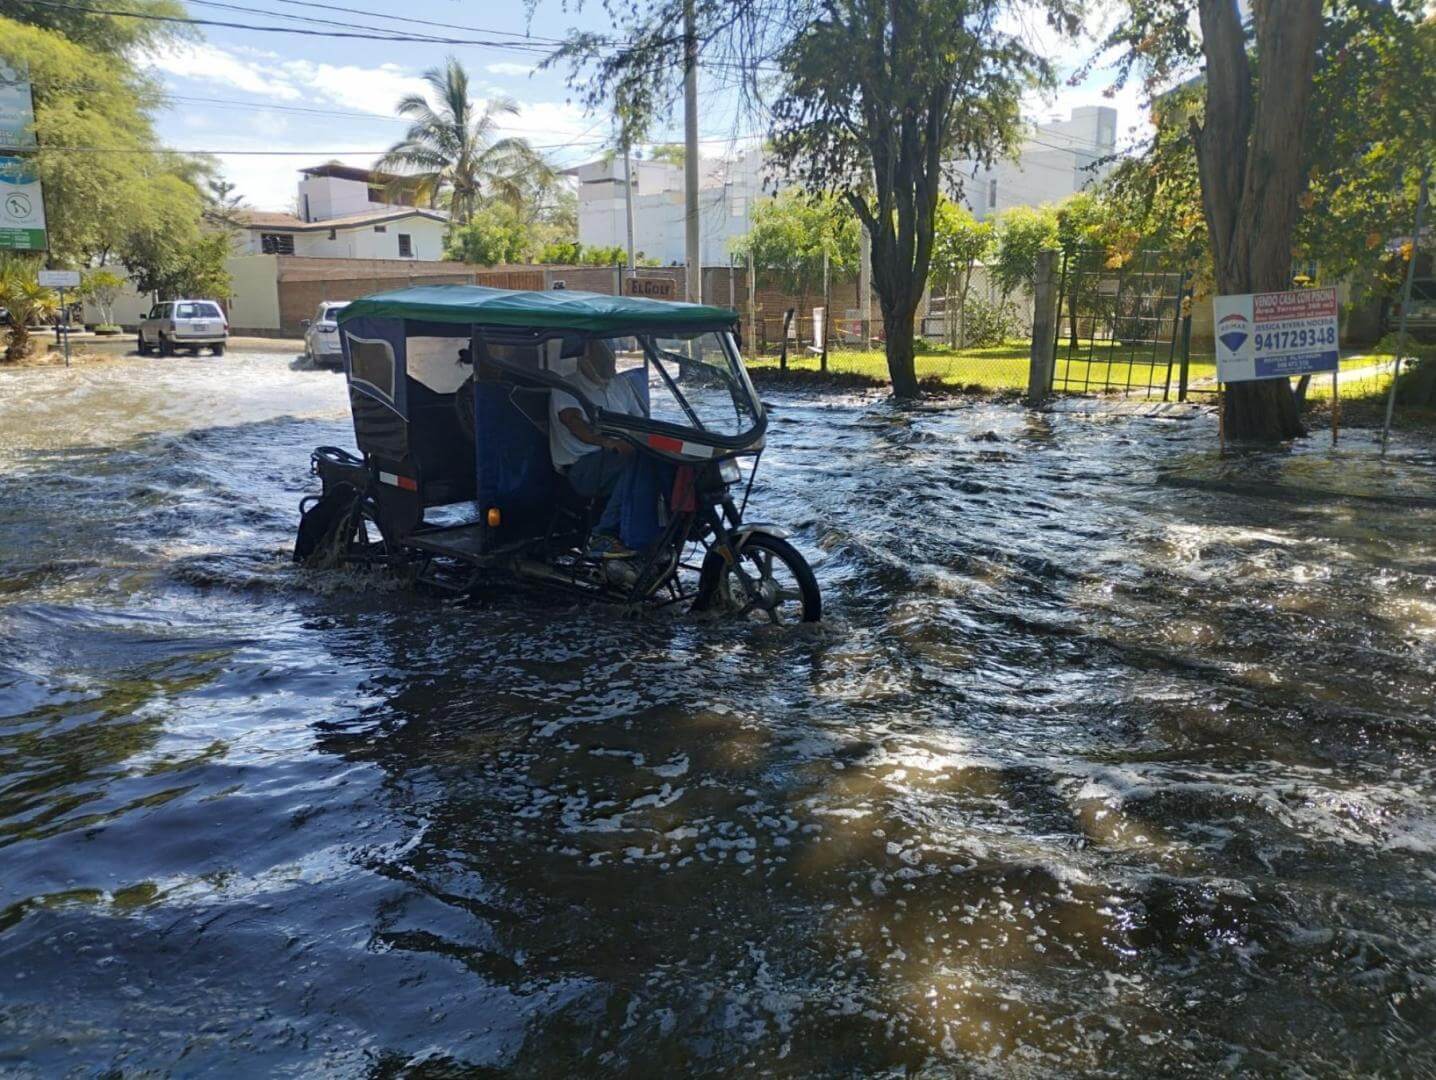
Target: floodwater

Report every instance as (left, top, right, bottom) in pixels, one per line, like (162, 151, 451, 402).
(2, 352, 1434, 1076)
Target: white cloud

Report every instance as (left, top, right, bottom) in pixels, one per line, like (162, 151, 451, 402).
(486, 61, 535, 78)
(278, 59, 429, 116)
(149, 42, 302, 101)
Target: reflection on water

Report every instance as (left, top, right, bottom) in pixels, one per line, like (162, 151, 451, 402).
(2, 353, 1434, 1074)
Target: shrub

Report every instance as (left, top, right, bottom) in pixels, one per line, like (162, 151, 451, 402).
(960, 295, 1026, 347)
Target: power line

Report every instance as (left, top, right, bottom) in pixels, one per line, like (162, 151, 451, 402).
(26, 0, 570, 51)
(263, 0, 575, 43)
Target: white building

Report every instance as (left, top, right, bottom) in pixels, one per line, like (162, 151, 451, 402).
(955, 106, 1117, 219)
(568, 148, 764, 267)
(571, 107, 1117, 260)
(235, 163, 449, 261)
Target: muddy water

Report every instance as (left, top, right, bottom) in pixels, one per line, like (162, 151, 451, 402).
(2, 352, 1434, 1075)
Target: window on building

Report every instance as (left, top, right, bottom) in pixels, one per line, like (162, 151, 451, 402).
(328, 228, 337, 240)
(368, 185, 384, 203)
(397, 233, 413, 258)
(988, 179, 998, 209)
(260, 232, 295, 255)
(374, 224, 387, 233)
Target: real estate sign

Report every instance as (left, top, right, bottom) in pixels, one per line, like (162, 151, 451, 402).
(0, 61, 37, 150)
(0, 156, 47, 251)
(1213, 286, 1339, 383)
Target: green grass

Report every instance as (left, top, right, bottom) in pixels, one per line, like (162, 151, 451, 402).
(748, 342, 1413, 407)
(749, 339, 1214, 395)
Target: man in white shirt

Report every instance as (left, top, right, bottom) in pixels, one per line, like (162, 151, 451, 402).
(549, 339, 649, 558)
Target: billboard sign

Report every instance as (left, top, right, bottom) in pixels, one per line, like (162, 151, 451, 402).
(1213, 286, 1339, 383)
(0, 61, 37, 150)
(0, 156, 47, 251)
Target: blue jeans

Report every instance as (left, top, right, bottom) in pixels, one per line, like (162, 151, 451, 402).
(566, 449, 671, 549)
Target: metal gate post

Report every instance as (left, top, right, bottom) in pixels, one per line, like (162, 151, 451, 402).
(1176, 288, 1194, 402)
(1027, 250, 1058, 407)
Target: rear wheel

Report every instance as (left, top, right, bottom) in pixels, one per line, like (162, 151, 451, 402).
(158, 334, 173, 357)
(694, 531, 820, 623)
(212, 343, 225, 357)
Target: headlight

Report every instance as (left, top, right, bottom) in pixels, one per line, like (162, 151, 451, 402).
(718, 458, 742, 484)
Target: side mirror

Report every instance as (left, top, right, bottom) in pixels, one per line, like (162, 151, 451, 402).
(301, 319, 311, 328)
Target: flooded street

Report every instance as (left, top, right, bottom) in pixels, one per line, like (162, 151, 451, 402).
(2, 351, 1435, 1075)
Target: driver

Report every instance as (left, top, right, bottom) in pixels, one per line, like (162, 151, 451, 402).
(549, 338, 648, 559)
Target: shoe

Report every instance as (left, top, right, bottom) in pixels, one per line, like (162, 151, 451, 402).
(587, 533, 636, 560)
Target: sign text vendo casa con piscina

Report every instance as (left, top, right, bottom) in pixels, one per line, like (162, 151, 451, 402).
(1212, 286, 1339, 383)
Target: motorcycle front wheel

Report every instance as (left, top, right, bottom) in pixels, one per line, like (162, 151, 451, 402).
(693, 531, 821, 624)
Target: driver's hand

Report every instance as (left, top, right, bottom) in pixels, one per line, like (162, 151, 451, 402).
(609, 438, 635, 456)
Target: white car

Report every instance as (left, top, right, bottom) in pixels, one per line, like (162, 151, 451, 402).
(303, 302, 349, 368)
(138, 299, 228, 356)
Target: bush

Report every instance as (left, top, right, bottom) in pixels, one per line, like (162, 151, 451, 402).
(960, 295, 1026, 347)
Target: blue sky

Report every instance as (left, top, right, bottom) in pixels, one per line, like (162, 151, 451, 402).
(136, 1, 1147, 211)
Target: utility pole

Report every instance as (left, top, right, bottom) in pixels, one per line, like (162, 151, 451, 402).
(622, 133, 636, 286)
(682, 0, 701, 304)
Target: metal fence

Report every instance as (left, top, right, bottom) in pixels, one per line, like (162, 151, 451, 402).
(1049, 249, 1196, 400)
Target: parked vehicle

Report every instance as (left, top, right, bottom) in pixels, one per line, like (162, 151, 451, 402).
(293, 284, 821, 622)
(302, 301, 349, 368)
(137, 300, 228, 356)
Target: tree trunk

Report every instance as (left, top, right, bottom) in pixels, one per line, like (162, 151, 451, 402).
(883, 295, 921, 397)
(5, 324, 30, 363)
(1196, 0, 1321, 441)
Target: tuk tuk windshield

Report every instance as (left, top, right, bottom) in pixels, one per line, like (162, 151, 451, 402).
(601, 329, 760, 439)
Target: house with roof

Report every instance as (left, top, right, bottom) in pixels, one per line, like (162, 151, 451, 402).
(235, 164, 450, 261)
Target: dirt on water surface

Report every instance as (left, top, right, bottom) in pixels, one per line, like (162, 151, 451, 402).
(1, 351, 1435, 1076)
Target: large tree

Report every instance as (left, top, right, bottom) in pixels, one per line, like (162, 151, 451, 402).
(1106, 0, 1432, 440)
(377, 57, 555, 227)
(555, 0, 1069, 397)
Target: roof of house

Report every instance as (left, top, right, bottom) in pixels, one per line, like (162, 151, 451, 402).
(235, 207, 448, 233)
(299, 162, 403, 184)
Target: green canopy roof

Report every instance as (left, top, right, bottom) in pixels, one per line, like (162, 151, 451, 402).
(337, 284, 738, 334)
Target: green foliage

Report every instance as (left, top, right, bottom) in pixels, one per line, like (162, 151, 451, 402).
(990, 205, 1059, 298)
(2, 13, 224, 286)
(1101, 3, 1433, 301)
(1299, 14, 1435, 295)
(378, 56, 555, 226)
(80, 268, 126, 326)
(929, 198, 994, 346)
(0, 254, 59, 361)
(123, 216, 232, 301)
(730, 190, 858, 304)
(537, 239, 583, 265)
(959, 294, 1024, 348)
(445, 202, 535, 265)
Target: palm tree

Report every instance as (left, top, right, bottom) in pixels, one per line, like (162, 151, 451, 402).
(377, 56, 555, 227)
(0, 256, 60, 362)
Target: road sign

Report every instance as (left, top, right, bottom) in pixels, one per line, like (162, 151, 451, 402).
(0, 155, 46, 251)
(624, 275, 678, 299)
(1213, 286, 1339, 383)
(39, 269, 80, 288)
